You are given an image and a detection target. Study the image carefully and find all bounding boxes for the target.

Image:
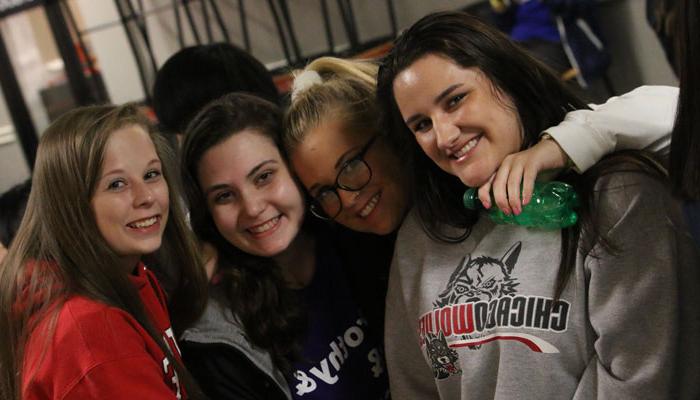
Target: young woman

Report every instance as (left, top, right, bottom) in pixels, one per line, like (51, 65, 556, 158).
(376, 10, 699, 399)
(0, 104, 208, 399)
(179, 93, 389, 400)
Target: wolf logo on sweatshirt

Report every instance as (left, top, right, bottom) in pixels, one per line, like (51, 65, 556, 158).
(425, 331, 461, 379)
(419, 241, 568, 376)
(435, 242, 521, 307)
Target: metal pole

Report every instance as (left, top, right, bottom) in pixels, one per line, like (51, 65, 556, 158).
(238, 0, 250, 51)
(320, 0, 334, 53)
(208, 0, 230, 43)
(59, 0, 109, 103)
(44, 0, 96, 105)
(0, 31, 38, 169)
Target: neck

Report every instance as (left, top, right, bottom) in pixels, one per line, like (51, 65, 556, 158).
(274, 229, 316, 289)
(121, 255, 142, 275)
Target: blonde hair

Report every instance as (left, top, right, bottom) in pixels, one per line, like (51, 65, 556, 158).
(284, 57, 381, 153)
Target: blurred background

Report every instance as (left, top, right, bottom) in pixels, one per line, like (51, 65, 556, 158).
(0, 0, 677, 194)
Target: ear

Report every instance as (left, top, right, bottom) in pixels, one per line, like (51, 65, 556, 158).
(501, 242, 522, 274)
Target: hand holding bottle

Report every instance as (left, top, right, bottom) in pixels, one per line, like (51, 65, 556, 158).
(464, 181, 579, 230)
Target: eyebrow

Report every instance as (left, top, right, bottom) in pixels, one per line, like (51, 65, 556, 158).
(204, 159, 277, 196)
(404, 83, 463, 126)
(100, 158, 161, 179)
(247, 159, 277, 179)
(307, 144, 362, 195)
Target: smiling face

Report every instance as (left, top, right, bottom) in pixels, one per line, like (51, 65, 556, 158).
(290, 116, 409, 235)
(91, 125, 169, 271)
(393, 53, 523, 188)
(197, 129, 305, 257)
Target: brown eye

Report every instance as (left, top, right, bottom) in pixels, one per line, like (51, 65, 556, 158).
(144, 169, 162, 180)
(413, 119, 432, 133)
(447, 93, 465, 108)
(108, 179, 126, 190)
(214, 191, 234, 204)
(255, 170, 274, 186)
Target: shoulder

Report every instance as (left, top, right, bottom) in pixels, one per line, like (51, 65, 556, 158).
(40, 296, 152, 361)
(23, 296, 162, 398)
(586, 157, 682, 237)
(180, 291, 249, 349)
(395, 208, 424, 245)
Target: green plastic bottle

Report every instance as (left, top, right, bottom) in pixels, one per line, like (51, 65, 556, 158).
(463, 181, 580, 230)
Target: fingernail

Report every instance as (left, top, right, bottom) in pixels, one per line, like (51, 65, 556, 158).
(483, 201, 491, 209)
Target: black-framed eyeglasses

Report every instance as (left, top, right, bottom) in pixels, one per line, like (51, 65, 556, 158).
(309, 136, 378, 220)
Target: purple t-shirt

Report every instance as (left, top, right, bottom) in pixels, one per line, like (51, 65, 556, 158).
(289, 243, 389, 399)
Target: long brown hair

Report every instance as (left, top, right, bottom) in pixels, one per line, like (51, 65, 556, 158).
(670, 0, 700, 200)
(0, 104, 207, 399)
(377, 11, 665, 300)
(181, 93, 305, 373)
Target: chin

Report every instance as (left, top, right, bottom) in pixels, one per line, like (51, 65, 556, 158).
(257, 239, 294, 257)
(457, 172, 488, 188)
(372, 222, 396, 236)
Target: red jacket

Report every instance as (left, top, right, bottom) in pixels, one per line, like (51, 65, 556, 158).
(22, 263, 185, 399)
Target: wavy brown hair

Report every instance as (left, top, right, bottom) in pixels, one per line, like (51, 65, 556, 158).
(0, 104, 208, 400)
(181, 93, 305, 373)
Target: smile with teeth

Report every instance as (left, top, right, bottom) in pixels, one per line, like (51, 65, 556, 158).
(452, 135, 481, 159)
(359, 193, 380, 218)
(248, 216, 281, 234)
(127, 216, 159, 229)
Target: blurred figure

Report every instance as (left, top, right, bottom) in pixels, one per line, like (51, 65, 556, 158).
(491, 0, 609, 88)
(0, 179, 31, 254)
(152, 43, 279, 141)
(646, 0, 678, 74)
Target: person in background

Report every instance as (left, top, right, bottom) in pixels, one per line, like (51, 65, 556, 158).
(0, 104, 208, 399)
(646, 0, 678, 74)
(0, 179, 31, 262)
(179, 93, 389, 400)
(377, 10, 699, 398)
(152, 42, 279, 142)
(490, 0, 609, 89)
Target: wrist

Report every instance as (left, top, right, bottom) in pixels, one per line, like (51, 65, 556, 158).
(540, 132, 574, 170)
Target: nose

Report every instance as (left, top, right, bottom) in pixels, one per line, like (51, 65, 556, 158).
(433, 113, 459, 151)
(133, 181, 155, 208)
(337, 188, 360, 209)
(240, 190, 265, 217)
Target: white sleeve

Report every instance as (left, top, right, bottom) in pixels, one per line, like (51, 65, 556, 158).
(545, 85, 678, 172)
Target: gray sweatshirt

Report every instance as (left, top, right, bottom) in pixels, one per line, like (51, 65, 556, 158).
(385, 169, 700, 399)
